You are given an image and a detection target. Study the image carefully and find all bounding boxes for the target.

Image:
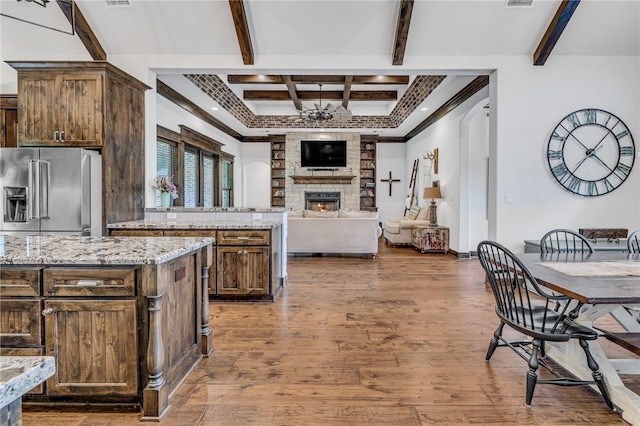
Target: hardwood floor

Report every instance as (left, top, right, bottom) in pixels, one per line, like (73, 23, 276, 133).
(23, 241, 636, 425)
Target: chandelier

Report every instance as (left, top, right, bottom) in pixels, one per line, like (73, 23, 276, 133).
(295, 83, 352, 122)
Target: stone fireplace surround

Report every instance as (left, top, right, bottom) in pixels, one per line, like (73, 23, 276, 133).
(285, 133, 361, 210)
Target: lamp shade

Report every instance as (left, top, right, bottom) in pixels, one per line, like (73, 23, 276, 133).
(423, 186, 442, 200)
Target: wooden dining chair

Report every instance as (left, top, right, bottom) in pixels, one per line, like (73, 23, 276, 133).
(540, 229, 594, 254)
(477, 240, 613, 409)
(628, 230, 640, 253)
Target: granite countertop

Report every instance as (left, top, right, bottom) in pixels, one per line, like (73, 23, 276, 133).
(0, 356, 55, 409)
(107, 219, 282, 230)
(0, 235, 214, 265)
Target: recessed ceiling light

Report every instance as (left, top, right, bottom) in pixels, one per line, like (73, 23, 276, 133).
(211, 107, 218, 111)
(421, 107, 428, 111)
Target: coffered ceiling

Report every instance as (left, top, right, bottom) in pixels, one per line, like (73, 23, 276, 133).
(1, 0, 638, 141)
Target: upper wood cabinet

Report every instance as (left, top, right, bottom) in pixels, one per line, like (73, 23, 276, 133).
(8, 61, 151, 230)
(18, 71, 103, 146)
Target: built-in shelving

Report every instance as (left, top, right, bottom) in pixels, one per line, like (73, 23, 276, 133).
(270, 135, 286, 207)
(360, 136, 377, 211)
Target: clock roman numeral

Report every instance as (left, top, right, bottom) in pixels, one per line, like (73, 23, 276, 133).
(620, 146, 635, 156)
(567, 176, 582, 193)
(602, 178, 614, 192)
(583, 109, 597, 124)
(587, 181, 598, 196)
(551, 131, 567, 142)
(568, 113, 581, 129)
(615, 162, 632, 177)
(552, 163, 569, 181)
(547, 150, 563, 160)
(616, 129, 630, 139)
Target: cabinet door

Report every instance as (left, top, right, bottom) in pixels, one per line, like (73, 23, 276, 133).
(59, 73, 103, 146)
(244, 247, 269, 295)
(216, 247, 243, 295)
(43, 299, 138, 396)
(18, 72, 59, 145)
(216, 246, 269, 295)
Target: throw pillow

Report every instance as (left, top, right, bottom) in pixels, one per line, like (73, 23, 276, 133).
(416, 206, 430, 221)
(303, 210, 339, 218)
(406, 205, 421, 220)
(288, 209, 303, 218)
(338, 209, 374, 218)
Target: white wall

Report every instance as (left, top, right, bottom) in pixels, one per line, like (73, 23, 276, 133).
(240, 143, 271, 208)
(376, 143, 407, 222)
(466, 105, 490, 252)
(492, 56, 640, 251)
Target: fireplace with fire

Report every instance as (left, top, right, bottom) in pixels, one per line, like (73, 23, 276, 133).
(305, 192, 340, 211)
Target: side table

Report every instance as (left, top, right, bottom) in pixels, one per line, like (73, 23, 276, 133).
(412, 225, 449, 253)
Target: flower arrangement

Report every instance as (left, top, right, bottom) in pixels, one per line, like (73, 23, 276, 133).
(152, 175, 178, 199)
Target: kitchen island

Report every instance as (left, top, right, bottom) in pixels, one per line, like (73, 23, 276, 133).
(0, 235, 213, 420)
(108, 217, 285, 301)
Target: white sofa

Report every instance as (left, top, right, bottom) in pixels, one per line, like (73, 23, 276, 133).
(287, 210, 382, 256)
(382, 207, 431, 246)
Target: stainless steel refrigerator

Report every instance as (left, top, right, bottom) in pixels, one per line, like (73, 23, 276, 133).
(0, 148, 102, 236)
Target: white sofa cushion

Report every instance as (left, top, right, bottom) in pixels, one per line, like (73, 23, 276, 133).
(304, 209, 339, 218)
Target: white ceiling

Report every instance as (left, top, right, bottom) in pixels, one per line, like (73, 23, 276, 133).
(1, 0, 638, 139)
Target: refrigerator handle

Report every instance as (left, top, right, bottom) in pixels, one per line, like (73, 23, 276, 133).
(27, 159, 40, 220)
(40, 160, 50, 219)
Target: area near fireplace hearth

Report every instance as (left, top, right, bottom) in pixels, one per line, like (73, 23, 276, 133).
(270, 132, 377, 211)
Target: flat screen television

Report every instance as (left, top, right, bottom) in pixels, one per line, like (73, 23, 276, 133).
(300, 140, 347, 168)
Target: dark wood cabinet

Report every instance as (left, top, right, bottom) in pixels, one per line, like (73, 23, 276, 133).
(0, 95, 18, 148)
(216, 246, 269, 296)
(8, 61, 150, 232)
(43, 298, 138, 396)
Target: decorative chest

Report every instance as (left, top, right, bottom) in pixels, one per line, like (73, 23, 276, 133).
(411, 225, 450, 253)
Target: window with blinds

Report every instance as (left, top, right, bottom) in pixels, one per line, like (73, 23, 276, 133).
(203, 155, 215, 208)
(221, 159, 233, 207)
(156, 141, 178, 207)
(184, 150, 198, 207)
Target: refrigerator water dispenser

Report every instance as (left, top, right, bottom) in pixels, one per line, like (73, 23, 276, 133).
(4, 186, 27, 222)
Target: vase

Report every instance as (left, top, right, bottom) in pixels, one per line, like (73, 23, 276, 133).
(160, 192, 171, 208)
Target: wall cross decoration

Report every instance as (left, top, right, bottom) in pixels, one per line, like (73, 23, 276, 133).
(380, 171, 401, 196)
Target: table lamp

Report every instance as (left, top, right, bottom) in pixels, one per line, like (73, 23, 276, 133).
(423, 186, 442, 226)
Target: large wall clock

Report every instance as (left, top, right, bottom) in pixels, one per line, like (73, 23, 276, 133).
(547, 108, 635, 196)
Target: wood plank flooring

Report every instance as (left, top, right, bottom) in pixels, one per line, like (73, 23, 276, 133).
(23, 241, 637, 425)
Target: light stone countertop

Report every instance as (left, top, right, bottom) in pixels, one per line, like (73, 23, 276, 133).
(0, 356, 55, 409)
(107, 219, 282, 230)
(0, 235, 214, 265)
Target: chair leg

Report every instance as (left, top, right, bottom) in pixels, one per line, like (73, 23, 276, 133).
(485, 322, 505, 361)
(525, 338, 541, 406)
(579, 339, 614, 410)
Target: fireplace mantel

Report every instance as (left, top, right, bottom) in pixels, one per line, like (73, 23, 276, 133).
(290, 175, 356, 185)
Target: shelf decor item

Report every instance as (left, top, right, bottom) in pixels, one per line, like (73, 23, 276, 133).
(423, 186, 442, 226)
(152, 175, 178, 207)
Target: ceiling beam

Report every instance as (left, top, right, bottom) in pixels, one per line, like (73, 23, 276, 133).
(227, 75, 410, 85)
(283, 75, 302, 111)
(228, 0, 255, 65)
(533, 0, 581, 66)
(156, 79, 244, 141)
(56, 0, 106, 60)
(342, 76, 353, 109)
(392, 0, 414, 65)
(244, 90, 397, 101)
(405, 76, 489, 140)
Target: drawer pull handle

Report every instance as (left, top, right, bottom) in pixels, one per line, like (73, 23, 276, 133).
(77, 280, 100, 287)
(42, 308, 56, 316)
(235, 237, 251, 240)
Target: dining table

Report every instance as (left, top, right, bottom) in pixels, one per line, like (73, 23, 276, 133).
(516, 252, 640, 426)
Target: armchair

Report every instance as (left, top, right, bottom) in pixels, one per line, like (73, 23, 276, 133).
(382, 207, 431, 246)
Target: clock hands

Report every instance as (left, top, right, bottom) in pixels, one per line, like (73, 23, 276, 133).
(572, 144, 604, 173)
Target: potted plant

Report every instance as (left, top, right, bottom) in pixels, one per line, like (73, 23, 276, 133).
(152, 175, 178, 208)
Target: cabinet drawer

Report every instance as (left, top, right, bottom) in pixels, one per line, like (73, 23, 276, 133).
(217, 230, 269, 245)
(0, 298, 42, 346)
(0, 267, 41, 296)
(0, 347, 46, 394)
(44, 268, 136, 297)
